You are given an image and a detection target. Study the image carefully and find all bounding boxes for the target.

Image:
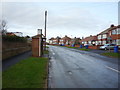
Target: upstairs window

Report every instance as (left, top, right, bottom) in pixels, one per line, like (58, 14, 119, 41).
(117, 28, 120, 34)
(102, 34, 107, 39)
(98, 35, 101, 39)
(112, 29, 117, 34)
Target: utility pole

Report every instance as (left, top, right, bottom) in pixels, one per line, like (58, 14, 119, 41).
(44, 11, 47, 50)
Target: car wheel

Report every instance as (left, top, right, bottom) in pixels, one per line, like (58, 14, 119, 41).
(105, 48, 107, 50)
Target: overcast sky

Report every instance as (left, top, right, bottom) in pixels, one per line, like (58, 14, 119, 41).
(1, 1, 119, 39)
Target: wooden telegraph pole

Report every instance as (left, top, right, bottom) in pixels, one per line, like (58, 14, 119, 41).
(44, 11, 47, 50)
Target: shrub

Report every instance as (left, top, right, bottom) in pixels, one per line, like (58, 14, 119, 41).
(2, 35, 27, 43)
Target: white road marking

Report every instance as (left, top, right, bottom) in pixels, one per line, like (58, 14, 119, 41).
(53, 53, 55, 55)
(105, 66, 120, 73)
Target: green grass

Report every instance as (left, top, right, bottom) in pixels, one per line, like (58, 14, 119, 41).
(60, 46, 91, 51)
(79, 48, 91, 51)
(101, 52, 120, 58)
(46, 46, 49, 48)
(44, 50, 49, 54)
(2, 57, 48, 88)
(67, 47, 78, 49)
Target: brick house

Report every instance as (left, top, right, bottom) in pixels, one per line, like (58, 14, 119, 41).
(59, 35, 71, 45)
(49, 37, 55, 44)
(49, 36, 61, 44)
(6, 32, 23, 37)
(96, 25, 120, 46)
(6, 32, 16, 36)
(69, 37, 81, 45)
(80, 35, 97, 46)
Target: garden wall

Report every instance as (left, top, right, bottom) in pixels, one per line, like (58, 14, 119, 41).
(2, 41, 31, 60)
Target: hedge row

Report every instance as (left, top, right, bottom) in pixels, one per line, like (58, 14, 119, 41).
(2, 35, 27, 42)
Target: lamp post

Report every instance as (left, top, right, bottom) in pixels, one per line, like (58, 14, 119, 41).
(107, 37, 112, 52)
(44, 11, 47, 50)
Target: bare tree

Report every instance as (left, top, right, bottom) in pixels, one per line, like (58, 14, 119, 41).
(0, 20, 7, 35)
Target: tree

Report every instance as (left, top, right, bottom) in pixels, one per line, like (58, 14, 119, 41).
(0, 20, 7, 35)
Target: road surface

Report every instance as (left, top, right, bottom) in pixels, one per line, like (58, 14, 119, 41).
(48, 45, 119, 88)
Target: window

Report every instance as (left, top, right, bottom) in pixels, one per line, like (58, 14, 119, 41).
(102, 34, 107, 39)
(112, 40, 116, 44)
(98, 35, 101, 39)
(102, 41, 106, 45)
(95, 41, 98, 45)
(82, 42, 84, 44)
(98, 41, 102, 45)
(116, 39, 120, 45)
(60, 40, 63, 42)
(117, 28, 120, 34)
(88, 41, 91, 44)
(112, 29, 117, 34)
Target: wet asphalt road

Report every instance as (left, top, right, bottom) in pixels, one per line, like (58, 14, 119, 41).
(48, 45, 119, 88)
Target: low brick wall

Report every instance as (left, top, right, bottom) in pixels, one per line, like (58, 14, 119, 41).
(88, 45, 101, 49)
(75, 45, 80, 47)
(2, 41, 31, 60)
(65, 45, 71, 47)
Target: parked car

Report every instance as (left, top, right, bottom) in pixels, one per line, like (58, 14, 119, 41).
(99, 44, 116, 50)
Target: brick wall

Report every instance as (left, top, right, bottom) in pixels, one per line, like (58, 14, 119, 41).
(2, 41, 31, 60)
(88, 45, 101, 49)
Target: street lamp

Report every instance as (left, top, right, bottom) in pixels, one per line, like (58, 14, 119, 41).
(107, 37, 112, 52)
(44, 11, 47, 50)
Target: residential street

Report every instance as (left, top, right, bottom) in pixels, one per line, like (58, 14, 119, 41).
(48, 45, 119, 88)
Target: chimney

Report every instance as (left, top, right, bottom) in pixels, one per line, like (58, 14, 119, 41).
(110, 24, 114, 28)
(38, 29, 42, 35)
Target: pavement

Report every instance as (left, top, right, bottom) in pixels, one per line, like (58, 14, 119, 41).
(2, 51, 32, 71)
(48, 45, 119, 88)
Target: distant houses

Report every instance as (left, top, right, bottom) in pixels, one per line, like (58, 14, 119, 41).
(4, 32, 23, 37)
(49, 24, 120, 48)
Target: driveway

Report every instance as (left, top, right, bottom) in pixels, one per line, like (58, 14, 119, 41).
(48, 45, 119, 88)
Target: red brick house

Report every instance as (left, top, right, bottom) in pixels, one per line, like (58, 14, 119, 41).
(80, 35, 97, 46)
(96, 25, 120, 47)
(49, 36, 61, 44)
(69, 37, 81, 45)
(59, 35, 71, 45)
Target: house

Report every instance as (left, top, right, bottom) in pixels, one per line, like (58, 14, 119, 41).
(49, 37, 55, 44)
(6, 32, 16, 36)
(59, 35, 71, 45)
(6, 32, 23, 37)
(49, 36, 61, 44)
(96, 25, 120, 46)
(69, 37, 81, 45)
(13, 32, 23, 37)
(80, 35, 97, 46)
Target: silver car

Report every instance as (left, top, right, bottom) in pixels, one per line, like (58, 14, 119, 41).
(99, 44, 116, 50)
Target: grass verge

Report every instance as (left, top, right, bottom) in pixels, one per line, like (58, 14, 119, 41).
(60, 46, 91, 51)
(67, 47, 78, 49)
(101, 52, 120, 58)
(44, 50, 49, 54)
(79, 48, 91, 51)
(2, 57, 48, 88)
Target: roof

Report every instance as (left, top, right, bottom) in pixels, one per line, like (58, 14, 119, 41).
(81, 35, 97, 42)
(98, 25, 119, 35)
(32, 34, 43, 38)
(61, 35, 71, 40)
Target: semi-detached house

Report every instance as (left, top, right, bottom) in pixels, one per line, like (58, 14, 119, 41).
(96, 25, 120, 47)
(59, 35, 71, 45)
